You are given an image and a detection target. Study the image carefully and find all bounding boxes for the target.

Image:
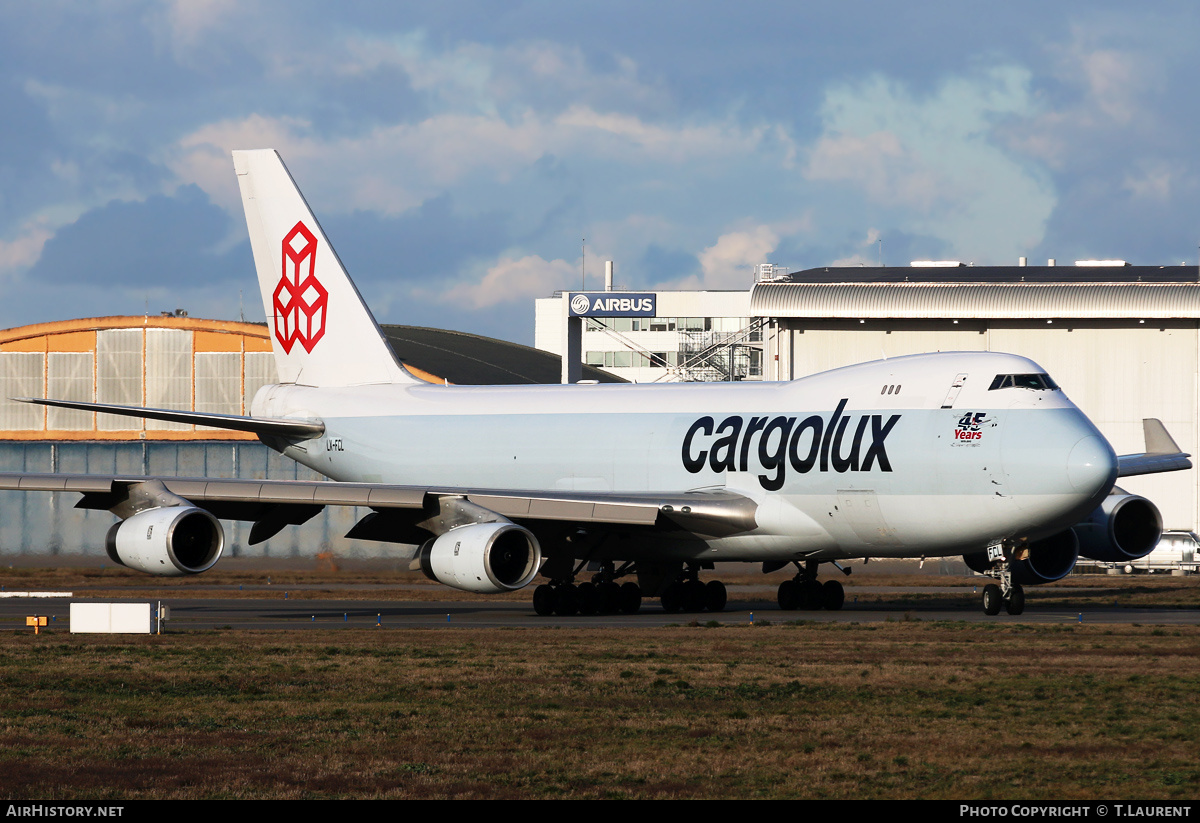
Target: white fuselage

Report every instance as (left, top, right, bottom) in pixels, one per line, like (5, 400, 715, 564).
(252, 351, 1118, 563)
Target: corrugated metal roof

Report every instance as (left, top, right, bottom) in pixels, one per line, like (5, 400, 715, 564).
(750, 281, 1200, 319)
(784, 264, 1199, 284)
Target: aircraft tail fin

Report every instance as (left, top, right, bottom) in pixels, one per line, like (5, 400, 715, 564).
(232, 149, 420, 387)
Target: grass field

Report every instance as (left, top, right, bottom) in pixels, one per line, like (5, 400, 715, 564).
(2, 564, 1197, 799)
(2, 618, 1199, 799)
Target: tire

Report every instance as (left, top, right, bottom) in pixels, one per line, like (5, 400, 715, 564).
(599, 582, 622, 615)
(533, 584, 555, 616)
(801, 578, 824, 610)
(777, 579, 799, 610)
(1005, 585, 1025, 615)
(619, 582, 642, 614)
(660, 582, 684, 613)
(822, 579, 845, 611)
(684, 579, 708, 612)
(553, 584, 579, 616)
(575, 582, 599, 616)
(982, 583, 1002, 616)
(705, 580, 727, 612)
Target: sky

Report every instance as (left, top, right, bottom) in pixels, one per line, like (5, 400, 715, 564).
(1, 1, 1199, 344)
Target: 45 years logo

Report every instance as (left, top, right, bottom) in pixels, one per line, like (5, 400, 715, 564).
(954, 411, 988, 443)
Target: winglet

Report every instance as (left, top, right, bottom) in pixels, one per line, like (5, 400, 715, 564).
(1116, 418, 1192, 477)
(1143, 418, 1180, 455)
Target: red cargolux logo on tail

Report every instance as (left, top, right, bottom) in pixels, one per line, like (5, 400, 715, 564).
(274, 221, 328, 354)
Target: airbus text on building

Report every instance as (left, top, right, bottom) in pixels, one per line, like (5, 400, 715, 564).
(568, 293, 657, 317)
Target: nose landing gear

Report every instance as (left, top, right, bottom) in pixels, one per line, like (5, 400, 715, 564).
(977, 544, 1025, 616)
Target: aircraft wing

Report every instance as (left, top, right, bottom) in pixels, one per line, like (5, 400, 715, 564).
(1116, 418, 1193, 478)
(0, 473, 758, 545)
(2, 397, 757, 544)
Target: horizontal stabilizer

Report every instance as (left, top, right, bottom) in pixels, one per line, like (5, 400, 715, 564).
(1117, 418, 1192, 477)
(16, 397, 324, 440)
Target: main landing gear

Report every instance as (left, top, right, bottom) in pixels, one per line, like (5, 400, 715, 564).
(533, 561, 642, 617)
(658, 566, 727, 614)
(532, 560, 732, 616)
(776, 561, 845, 611)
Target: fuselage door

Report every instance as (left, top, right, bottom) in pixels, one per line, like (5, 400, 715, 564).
(940, 373, 968, 409)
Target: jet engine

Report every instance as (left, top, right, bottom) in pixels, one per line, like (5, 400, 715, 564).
(963, 528, 1079, 584)
(418, 522, 542, 594)
(105, 506, 224, 576)
(1073, 492, 1163, 562)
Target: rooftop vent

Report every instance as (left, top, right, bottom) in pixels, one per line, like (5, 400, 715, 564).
(910, 261, 965, 268)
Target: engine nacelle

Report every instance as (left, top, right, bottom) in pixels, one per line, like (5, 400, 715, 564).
(105, 506, 224, 576)
(1012, 529, 1079, 584)
(963, 528, 1079, 584)
(1074, 493, 1163, 562)
(419, 522, 541, 594)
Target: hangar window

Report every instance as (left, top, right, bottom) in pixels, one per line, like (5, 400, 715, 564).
(988, 373, 1059, 391)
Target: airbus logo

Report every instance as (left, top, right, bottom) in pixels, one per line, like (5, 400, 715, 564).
(274, 221, 329, 354)
(681, 400, 901, 491)
(568, 292, 656, 317)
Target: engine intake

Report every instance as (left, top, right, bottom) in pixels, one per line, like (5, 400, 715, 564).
(1012, 529, 1079, 584)
(105, 506, 224, 576)
(419, 522, 541, 594)
(963, 528, 1079, 584)
(1074, 493, 1163, 562)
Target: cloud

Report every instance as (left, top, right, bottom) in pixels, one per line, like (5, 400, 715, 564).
(1123, 162, 1176, 202)
(802, 67, 1055, 263)
(443, 254, 576, 309)
(828, 229, 885, 268)
(658, 225, 779, 291)
(323, 194, 509, 286)
(0, 218, 54, 276)
(806, 130, 943, 212)
(27, 185, 239, 287)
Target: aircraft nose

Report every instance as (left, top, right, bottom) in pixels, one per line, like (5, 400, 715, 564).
(1067, 434, 1117, 495)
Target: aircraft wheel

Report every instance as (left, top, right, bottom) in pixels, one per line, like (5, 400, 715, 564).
(684, 579, 708, 612)
(554, 584, 579, 616)
(576, 582, 599, 616)
(982, 584, 1002, 616)
(800, 579, 824, 610)
(660, 582, 684, 613)
(777, 579, 799, 610)
(1005, 585, 1025, 616)
(619, 582, 642, 614)
(705, 580, 727, 612)
(533, 584, 555, 616)
(599, 582, 622, 615)
(822, 579, 845, 611)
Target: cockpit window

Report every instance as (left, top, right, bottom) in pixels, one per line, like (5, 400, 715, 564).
(988, 373, 1059, 391)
